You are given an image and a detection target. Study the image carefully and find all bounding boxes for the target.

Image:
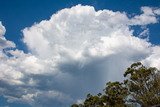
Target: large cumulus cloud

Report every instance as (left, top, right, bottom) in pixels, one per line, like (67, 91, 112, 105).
(1, 5, 160, 107)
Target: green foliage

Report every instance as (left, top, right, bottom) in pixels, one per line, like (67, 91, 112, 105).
(71, 62, 160, 107)
(104, 82, 128, 106)
(124, 62, 160, 106)
(71, 82, 128, 107)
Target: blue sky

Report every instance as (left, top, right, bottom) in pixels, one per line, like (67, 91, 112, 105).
(0, 0, 160, 107)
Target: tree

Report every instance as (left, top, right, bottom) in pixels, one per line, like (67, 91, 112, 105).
(124, 62, 160, 106)
(71, 81, 128, 107)
(71, 62, 160, 107)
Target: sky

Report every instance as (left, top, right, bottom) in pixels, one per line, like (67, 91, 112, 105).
(0, 0, 160, 107)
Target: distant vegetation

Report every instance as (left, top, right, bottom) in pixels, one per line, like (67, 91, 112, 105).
(71, 62, 160, 107)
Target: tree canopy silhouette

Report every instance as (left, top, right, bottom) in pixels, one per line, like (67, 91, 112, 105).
(71, 62, 160, 107)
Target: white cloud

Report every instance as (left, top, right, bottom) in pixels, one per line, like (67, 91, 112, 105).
(23, 5, 131, 59)
(1, 5, 160, 106)
(142, 46, 160, 70)
(0, 22, 6, 37)
(5, 90, 73, 107)
(130, 6, 158, 25)
(154, 8, 160, 15)
(0, 23, 21, 85)
(0, 23, 15, 51)
(138, 27, 149, 41)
